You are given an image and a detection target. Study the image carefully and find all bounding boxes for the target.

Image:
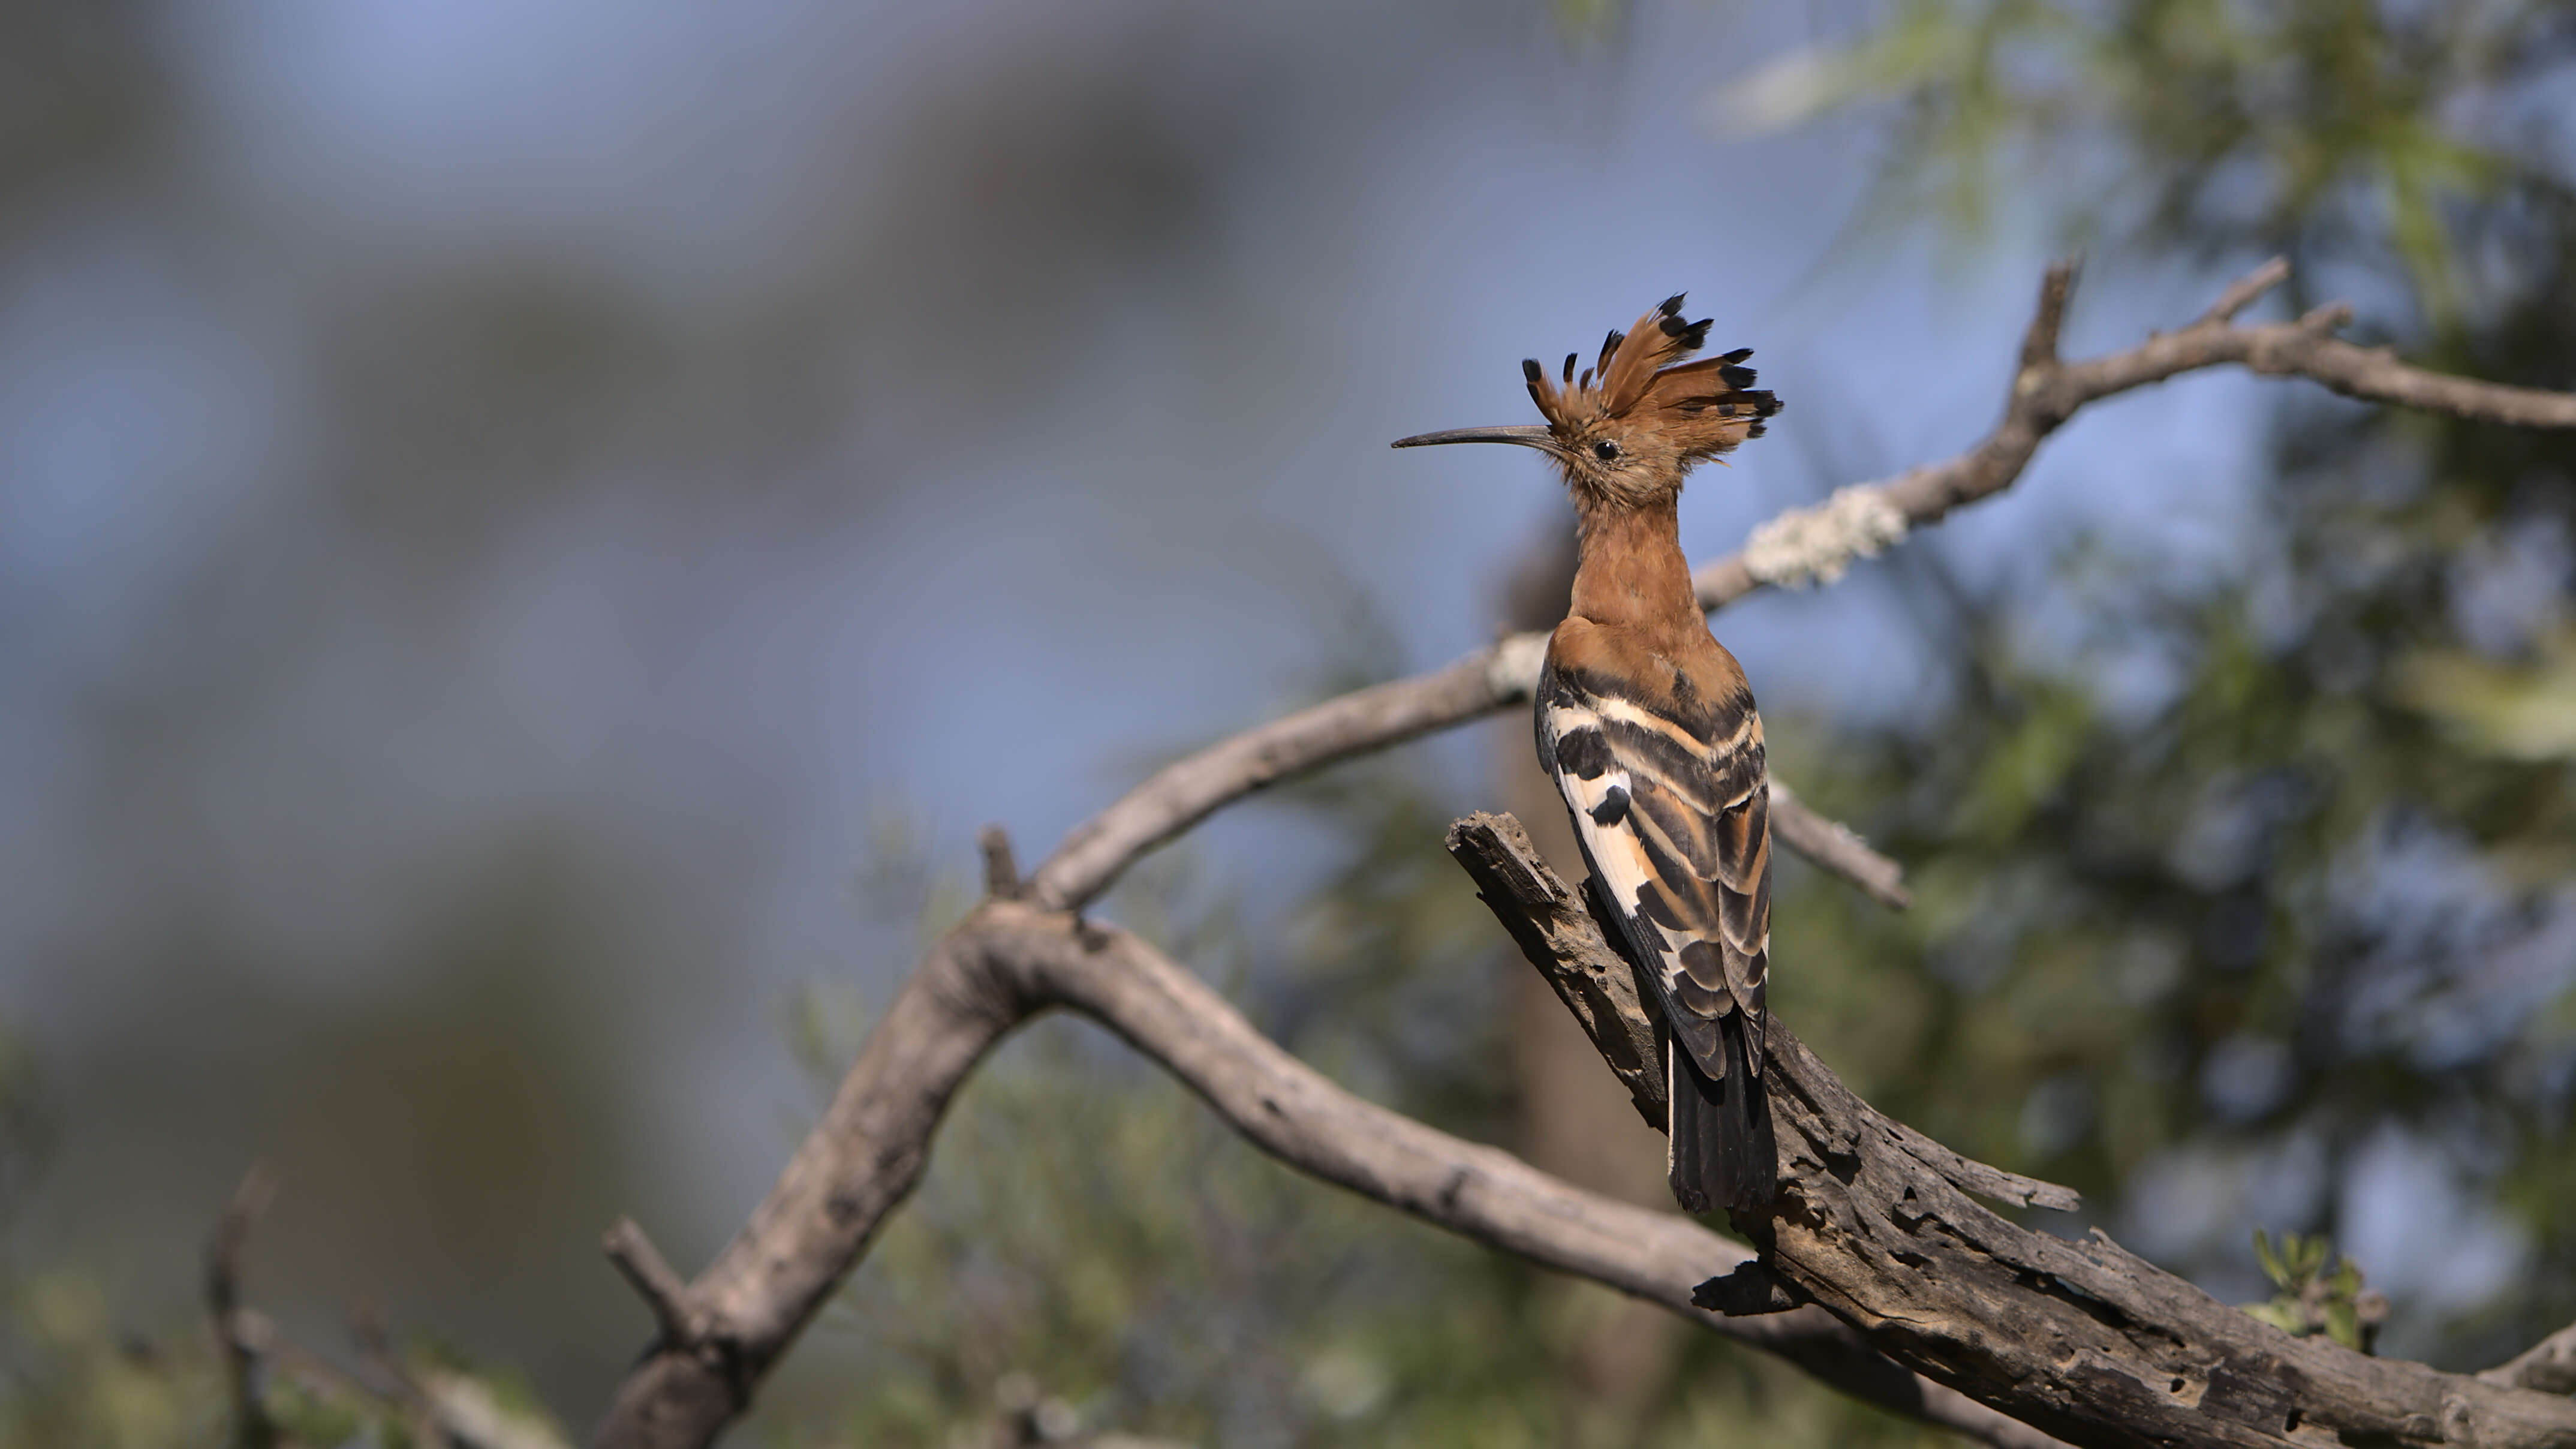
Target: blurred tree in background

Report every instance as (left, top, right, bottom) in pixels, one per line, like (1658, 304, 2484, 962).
(3, 1, 2574, 1447)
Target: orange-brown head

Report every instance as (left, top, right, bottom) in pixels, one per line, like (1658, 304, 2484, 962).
(1392, 294, 1780, 509)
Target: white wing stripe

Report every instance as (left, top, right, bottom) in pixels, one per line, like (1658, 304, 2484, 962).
(1545, 711, 1700, 1011)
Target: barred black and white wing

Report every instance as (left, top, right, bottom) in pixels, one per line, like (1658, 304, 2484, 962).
(1536, 644, 1774, 1214)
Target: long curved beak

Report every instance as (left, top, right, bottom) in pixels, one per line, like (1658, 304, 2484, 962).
(1390, 424, 1555, 450)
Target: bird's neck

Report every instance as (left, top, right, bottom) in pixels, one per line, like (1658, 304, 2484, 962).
(1568, 495, 1701, 640)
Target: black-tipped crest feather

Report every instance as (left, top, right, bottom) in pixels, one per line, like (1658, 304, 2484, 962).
(1498, 295, 1780, 476)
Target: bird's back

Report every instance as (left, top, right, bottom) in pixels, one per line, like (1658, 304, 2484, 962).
(1536, 614, 1775, 1213)
(1537, 618, 1770, 1046)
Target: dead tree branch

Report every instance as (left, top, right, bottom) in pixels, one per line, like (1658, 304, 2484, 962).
(1447, 813, 2065, 1210)
(977, 822, 1024, 900)
(208, 1168, 281, 1449)
(593, 264, 2576, 1447)
(1692, 255, 2576, 607)
(590, 890, 2058, 1449)
(1023, 258, 2576, 918)
(603, 1219, 699, 1350)
(1460, 811, 2576, 1449)
(1027, 654, 1506, 910)
(1446, 813, 1666, 1130)
(2487, 1323, 2576, 1397)
(1769, 781, 1911, 910)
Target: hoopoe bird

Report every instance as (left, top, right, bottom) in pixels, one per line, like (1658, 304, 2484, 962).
(1395, 296, 1783, 1217)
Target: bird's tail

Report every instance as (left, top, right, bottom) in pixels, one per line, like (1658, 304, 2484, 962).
(1667, 1012, 1775, 1219)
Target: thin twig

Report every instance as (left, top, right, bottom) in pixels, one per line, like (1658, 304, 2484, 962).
(2017, 257, 2078, 374)
(2485, 1322, 2576, 1396)
(978, 824, 1023, 900)
(603, 1219, 698, 1348)
(1768, 783, 1910, 910)
(207, 1167, 280, 1449)
(1027, 656, 1503, 910)
(2198, 256, 2292, 325)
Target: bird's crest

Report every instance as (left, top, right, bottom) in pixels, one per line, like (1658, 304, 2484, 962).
(1520, 295, 1780, 468)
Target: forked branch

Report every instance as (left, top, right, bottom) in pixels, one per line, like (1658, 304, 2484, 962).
(591, 882, 2058, 1449)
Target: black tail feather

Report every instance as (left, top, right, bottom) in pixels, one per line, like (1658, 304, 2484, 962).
(1668, 1014, 1775, 1219)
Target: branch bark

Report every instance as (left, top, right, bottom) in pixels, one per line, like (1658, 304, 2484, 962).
(208, 1168, 280, 1449)
(1460, 811, 2576, 1449)
(1770, 781, 1911, 910)
(2487, 1323, 2576, 1397)
(590, 889, 2057, 1449)
(603, 1218, 700, 1349)
(1028, 654, 1503, 910)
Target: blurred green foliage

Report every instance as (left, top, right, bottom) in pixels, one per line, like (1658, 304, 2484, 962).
(2241, 1229, 2385, 1352)
(0, 1268, 213, 1449)
(0, 1031, 216, 1449)
(0, 1237, 567, 1449)
(0, 1036, 237, 1449)
(1715, 0, 2561, 323)
(0, 1017, 568, 1448)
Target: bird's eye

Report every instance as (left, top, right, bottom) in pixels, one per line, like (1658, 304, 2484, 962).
(1592, 440, 1621, 461)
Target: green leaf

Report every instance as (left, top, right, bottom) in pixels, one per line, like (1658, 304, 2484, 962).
(2387, 630, 2576, 761)
(2324, 1299, 2363, 1350)
(2242, 1300, 2307, 1334)
(2254, 1229, 2288, 1288)
(2292, 1234, 2329, 1282)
